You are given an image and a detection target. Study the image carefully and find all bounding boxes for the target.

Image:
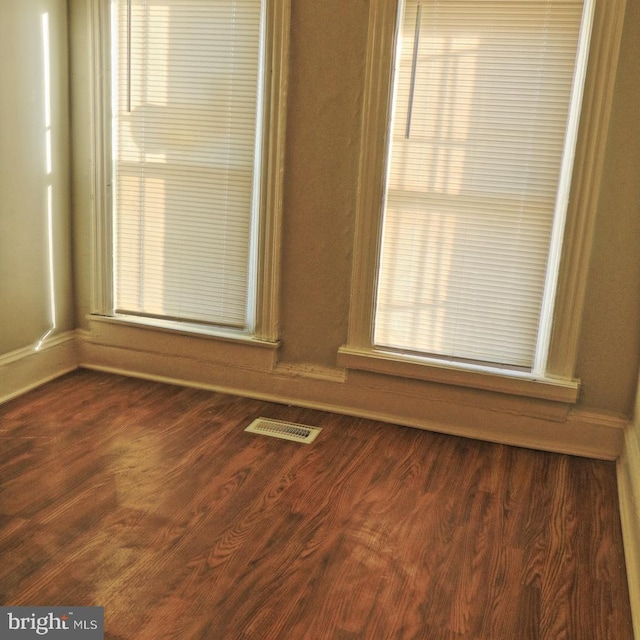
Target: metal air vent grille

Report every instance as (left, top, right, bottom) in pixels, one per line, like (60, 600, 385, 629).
(245, 418, 321, 444)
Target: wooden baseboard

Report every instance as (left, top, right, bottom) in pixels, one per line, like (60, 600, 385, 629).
(77, 328, 626, 460)
(618, 425, 640, 640)
(0, 332, 78, 405)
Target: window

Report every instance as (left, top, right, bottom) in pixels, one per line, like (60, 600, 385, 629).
(91, 0, 289, 341)
(377, 0, 591, 371)
(339, 0, 626, 401)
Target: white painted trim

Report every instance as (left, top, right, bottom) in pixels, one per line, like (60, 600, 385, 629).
(547, 0, 628, 377)
(338, 345, 579, 403)
(89, 0, 113, 315)
(344, 0, 628, 392)
(254, 0, 290, 342)
(78, 319, 279, 373)
(88, 313, 281, 349)
(345, 0, 399, 350)
(618, 424, 640, 640)
(533, 0, 596, 376)
(0, 332, 78, 405)
(88, 0, 288, 339)
(0, 327, 623, 460)
(76, 328, 624, 460)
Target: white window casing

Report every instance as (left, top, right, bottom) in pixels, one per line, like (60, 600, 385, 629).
(339, 0, 627, 402)
(89, 0, 289, 343)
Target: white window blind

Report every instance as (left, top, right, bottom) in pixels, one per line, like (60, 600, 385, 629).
(375, 0, 590, 369)
(112, 0, 263, 328)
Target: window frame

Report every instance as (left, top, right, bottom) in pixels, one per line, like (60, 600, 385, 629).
(338, 0, 627, 403)
(88, 0, 289, 344)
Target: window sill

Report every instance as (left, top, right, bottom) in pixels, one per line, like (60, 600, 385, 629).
(337, 345, 579, 404)
(88, 314, 281, 350)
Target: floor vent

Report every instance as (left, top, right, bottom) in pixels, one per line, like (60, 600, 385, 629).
(245, 418, 322, 444)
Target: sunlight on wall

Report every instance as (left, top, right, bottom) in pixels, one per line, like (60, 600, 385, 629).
(35, 11, 57, 352)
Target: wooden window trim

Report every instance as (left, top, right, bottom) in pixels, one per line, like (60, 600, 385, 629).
(339, 0, 627, 402)
(88, 0, 289, 344)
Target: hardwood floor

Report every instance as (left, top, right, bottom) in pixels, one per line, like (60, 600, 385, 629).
(0, 370, 632, 639)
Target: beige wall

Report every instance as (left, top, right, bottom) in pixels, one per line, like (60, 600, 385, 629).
(278, 1, 368, 368)
(576, 0, 640, 413)
(0, 0, 74, 356)
(66, 0, 640, 430)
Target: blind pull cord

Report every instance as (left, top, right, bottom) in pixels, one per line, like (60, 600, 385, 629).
(127, 0, 132, 112)
(405, 3, 422, 139)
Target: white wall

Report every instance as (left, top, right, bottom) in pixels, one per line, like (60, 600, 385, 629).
(0, 0, 76, 401)
(0, 0, 74, 356)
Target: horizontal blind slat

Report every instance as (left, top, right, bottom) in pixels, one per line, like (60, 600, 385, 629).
(113, 0, 263, 326)
(374, 0, 585, 368)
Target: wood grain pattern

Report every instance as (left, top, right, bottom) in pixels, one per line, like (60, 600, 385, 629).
(0, 370, 633, 639)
